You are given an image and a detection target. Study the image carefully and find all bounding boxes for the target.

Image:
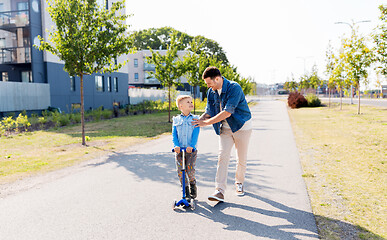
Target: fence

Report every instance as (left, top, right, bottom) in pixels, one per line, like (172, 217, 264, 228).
(0, 82, 51, 112)
(128, 88, 196, 105)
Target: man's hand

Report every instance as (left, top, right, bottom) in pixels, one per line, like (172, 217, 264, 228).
(192, 118, 209, 128)
(186, 147, 193, 153)
(174, 146, 180, 153)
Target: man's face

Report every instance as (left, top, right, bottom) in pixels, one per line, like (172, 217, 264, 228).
(204, 76, 220, 91)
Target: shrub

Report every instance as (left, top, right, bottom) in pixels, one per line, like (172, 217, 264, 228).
(59, 114, 70, 126)
(102, 110, 113, 119)
(2, 116, 16, 132)
(306, 94, 321, 107)
(15, 113, 31, 132)
(288, 92, 308, 109)
(51, 111, 61, 127)
(0, 124, 5, 136)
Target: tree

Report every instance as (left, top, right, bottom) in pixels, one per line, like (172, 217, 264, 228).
(299, 74, 310, 95)
(130, 27, 229, 64)
(341, 27, 373, 114)
(325, 41, 336, 107)
(308, 64, 322, 95)
(181, 39, 207, 114)
(147, 33, 185, 123)
(36, 0, 134, 145)
(373, 5, 387, 77)
(332, 53, 347, 110)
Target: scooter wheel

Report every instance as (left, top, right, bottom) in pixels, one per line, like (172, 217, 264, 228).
(172, 200, 177, 210)
(190, 199, 195, 210)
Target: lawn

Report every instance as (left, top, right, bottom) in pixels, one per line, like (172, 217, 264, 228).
(288, 102, 386, 239)
(0, 111, 180, 183)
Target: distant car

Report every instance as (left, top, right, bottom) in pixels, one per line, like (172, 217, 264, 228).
(47, 107, 62, 114)
(128, 85, 136, 89)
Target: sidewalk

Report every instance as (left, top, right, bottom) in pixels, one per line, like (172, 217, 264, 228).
(0, 99, 318, 240)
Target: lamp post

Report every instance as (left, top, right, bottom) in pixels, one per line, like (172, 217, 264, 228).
(297, 56, 314, 75)
(335, 20, 371, 104)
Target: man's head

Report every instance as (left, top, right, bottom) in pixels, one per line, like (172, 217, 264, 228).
(176, 95, 193, 112)
(202, 66, 223, 91)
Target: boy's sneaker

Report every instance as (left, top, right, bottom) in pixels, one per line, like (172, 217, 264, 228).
(190, 183, 197, 199)
(236, 183, 245, 196)
(208, 190, 224, 202)
(184, 186, 191, 200)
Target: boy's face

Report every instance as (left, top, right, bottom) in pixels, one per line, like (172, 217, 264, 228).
(179, 97, 194, 112)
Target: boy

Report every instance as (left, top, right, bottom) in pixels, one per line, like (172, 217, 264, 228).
(172, 95, 200, 200)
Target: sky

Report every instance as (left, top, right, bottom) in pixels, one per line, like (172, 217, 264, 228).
(125, 0, 387, 89)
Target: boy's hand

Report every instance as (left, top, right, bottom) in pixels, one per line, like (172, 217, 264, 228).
(174, 146, 180, 153)
(186, 147, 193, 153)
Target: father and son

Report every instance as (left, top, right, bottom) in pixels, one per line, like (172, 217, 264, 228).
(173, 66, 252, 202)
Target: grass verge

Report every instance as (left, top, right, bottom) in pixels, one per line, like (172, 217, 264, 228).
(288, 102, 386, 239)
(0, 111, 183, 184)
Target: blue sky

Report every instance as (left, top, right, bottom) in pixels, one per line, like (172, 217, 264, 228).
(126, 0, 387, 89)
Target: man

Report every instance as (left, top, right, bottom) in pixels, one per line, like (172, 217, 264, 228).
(192, 66, 252, 202)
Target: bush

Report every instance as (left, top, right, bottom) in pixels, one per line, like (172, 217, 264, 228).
(2, 116, 16, 132)
(306, 94, 321, 107)
(59, 114, 70, 126)
(15, 113, 31, 132)
(288, 92, 308, 109)
(51, 111, 61, 127)
(102, 110, 113, 119)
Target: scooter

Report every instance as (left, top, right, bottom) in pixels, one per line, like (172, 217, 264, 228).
(172, 148, 195, 210)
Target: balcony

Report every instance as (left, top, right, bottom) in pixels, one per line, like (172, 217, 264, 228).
(144, 77, 160, 85)
(0, 47, 31, 64)
(0, 10, 29, 29)
(143, 62, 155, 71)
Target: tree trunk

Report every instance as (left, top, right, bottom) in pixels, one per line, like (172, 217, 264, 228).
(193, 86, 196, 115)
(358, 87, 361, 115)
(168, 85, 171, 123)
(328, 88, 331, 108)
(80, 74, 86, 146)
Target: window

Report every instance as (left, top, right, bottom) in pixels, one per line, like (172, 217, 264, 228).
(134, 73, 139, 82)
(95, 76, 104, 92)
(113, 77, 118, 92)
(134, 59, 138, 67)
(17, 2, 28, 11)
(21, 71, 32, 82)
(1, 72, 8, 81)
(107, 76, 112, 92)
(70, 76, 76, 91)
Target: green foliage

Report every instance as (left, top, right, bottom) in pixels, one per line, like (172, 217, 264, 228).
(373, 5, 387, 76)
(130, 27, 229, 64)
(51, 111, 61, 127)
(15, 113, 31, 132)
(305, 94, 322, 107)
(1, 116, 15, 132)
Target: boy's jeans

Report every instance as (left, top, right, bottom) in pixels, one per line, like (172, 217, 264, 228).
(175, 151, 197, 186)
(216, 128, 252, 194)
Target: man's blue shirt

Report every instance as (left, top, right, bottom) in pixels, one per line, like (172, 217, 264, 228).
(172, 113, 200, 149)
(205, 77, 251, 135)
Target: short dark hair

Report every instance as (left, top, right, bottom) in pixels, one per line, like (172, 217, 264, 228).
(202, 66, 221, 79)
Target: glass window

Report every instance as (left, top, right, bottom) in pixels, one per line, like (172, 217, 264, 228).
(113, 77, 118, 92)
(134, 73, 138, 82)
(95, 76, 104, 92)
(17, 2, 28, 11)
(21, 71, 32, 82)
(107, 76, 111, 92)
(2, 72, 8, 81)
(70, 76, 76, 91)
(134, 59, 138, 67)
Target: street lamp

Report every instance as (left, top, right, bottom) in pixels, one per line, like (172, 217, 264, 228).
(334, 20, 371, 104)
(297, 56, 314, 75)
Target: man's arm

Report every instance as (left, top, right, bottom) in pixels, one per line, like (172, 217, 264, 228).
(192, 110, 231, 127)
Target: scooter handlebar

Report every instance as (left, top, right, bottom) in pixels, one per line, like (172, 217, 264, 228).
(172, 147, 195, 152)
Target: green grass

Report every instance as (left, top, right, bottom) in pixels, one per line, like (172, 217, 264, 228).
(0, 111, 183, 183)
(288, 102, 386, 239)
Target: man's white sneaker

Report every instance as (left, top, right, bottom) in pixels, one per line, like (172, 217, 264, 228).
(236, 183, 245, 196)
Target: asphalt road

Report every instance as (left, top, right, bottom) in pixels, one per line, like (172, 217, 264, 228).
(320, 97, 387, 108)
(0, 100, 318, 240)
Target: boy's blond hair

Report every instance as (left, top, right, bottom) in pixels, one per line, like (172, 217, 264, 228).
(176, 95, 192, 110)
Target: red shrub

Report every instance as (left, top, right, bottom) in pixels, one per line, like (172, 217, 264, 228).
(288, 92, 307, 109)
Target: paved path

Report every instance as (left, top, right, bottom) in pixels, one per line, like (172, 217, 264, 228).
(0, 100, 318, 240)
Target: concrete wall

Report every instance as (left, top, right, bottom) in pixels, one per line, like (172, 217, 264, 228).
(0, 81, 50, 112)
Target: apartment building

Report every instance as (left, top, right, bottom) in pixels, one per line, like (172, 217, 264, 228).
(128, 49, 199, 95)
(0, 0, 129, 115)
